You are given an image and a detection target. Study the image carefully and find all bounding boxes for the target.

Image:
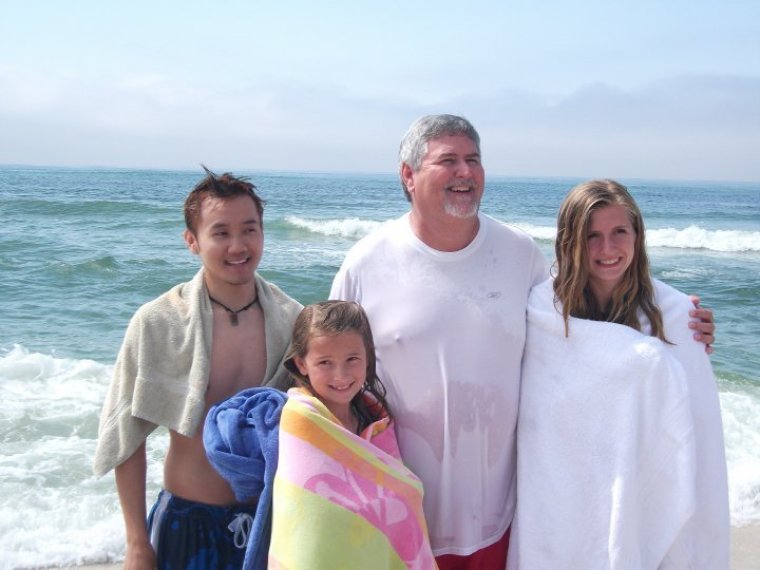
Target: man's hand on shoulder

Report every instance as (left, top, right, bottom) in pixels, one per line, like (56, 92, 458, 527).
(689, 295, 715, 355)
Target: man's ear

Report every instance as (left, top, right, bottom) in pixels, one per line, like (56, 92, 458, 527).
(184, 229, 199, 254)
(401, 163, 415, 197)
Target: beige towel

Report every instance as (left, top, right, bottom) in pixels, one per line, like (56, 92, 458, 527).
(93, 269, 302, 476)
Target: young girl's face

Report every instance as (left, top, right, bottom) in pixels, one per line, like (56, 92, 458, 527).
(294, 331, 367, 420)
(585, 204, 636, 306)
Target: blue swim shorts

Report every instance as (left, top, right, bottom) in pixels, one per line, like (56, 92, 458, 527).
(147, 489, 256, 570)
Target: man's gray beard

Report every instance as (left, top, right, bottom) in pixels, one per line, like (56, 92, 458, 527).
(444, 200, 480, 219)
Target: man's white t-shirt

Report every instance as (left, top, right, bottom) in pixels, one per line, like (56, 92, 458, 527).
(330, 212, 546, 556)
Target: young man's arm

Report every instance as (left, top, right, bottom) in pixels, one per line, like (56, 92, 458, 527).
(114, 443, 156, 570)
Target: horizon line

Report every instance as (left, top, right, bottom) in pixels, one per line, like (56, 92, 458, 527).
(0, 162, 758, 186)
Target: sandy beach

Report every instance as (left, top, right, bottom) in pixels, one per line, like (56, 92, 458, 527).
(730, 523, 760, 570)
(64, 524, 760, 569)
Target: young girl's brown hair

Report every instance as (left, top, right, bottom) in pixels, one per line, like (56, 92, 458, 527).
(283, 301, 392, 432)
(553, 179, 668, 342)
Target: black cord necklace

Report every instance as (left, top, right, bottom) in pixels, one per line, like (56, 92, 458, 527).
(208, 295, 259, 326)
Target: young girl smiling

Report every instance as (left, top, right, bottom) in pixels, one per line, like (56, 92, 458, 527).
(269, 301, 437, 569)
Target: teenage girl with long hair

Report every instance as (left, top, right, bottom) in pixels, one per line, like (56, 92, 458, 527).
(508, 180, 729, 569)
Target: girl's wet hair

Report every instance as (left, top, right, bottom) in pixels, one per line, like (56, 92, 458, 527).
(553, 179, 668, 342)
(284, 300, 392, 431)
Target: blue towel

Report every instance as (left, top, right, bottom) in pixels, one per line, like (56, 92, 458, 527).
(204, 386, 287, 570)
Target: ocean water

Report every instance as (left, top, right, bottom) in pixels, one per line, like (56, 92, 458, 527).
(1, 167, 758, 568)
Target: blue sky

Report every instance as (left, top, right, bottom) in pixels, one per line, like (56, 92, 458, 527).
(1, 1, 758, 181)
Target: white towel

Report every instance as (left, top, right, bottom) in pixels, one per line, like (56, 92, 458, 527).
(508, 278, 728, 569)
(651, 279, 730, 569)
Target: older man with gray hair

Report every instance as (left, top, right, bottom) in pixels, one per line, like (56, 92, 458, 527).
(331, 114, 545, 567)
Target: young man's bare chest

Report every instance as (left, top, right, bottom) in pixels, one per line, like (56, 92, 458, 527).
(206, 306, 267, 406)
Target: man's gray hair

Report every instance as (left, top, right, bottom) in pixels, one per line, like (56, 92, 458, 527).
(398, 114, 481, 201)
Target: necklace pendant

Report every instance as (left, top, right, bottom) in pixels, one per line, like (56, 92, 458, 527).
(208, 294, 257, 327)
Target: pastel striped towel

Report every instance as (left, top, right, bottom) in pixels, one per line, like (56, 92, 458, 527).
(269, 387, 437, 569)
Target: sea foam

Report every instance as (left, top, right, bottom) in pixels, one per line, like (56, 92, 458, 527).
(0, 345, 166, 568)
(286, 217, 760, 253)
(514, 223, 760, 253)
(285, 216, 385, 239)
(647, 226, 760, 252)
(719, 384, 760, 526)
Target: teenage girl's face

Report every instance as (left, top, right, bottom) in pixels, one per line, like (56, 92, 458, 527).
(585, 204, 636, 306)
(294, 331, 366, 421)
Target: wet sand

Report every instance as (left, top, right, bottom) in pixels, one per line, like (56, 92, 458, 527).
(730, 523, 760, 570)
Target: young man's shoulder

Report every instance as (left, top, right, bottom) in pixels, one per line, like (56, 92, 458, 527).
(126, 273, 202, 332)
(137, 282, 186, 310)
(255, 272, 302, 314)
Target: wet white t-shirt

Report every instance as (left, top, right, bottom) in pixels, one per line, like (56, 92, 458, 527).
(330, 213, 546, 556)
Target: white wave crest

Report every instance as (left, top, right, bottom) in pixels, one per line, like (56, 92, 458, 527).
(719, 387, 760, 525)
(647, 226, 760, 252)
(285, 216, 384, 239)
(511, 223, 760, 253)
(511, 223, 557, 241)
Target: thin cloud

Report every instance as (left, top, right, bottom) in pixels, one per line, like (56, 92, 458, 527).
(1, 64, 758, 181)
